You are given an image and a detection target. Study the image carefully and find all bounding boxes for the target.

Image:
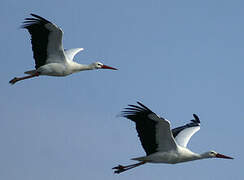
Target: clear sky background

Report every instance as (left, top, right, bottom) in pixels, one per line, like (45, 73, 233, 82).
(0, 0, 243, 179)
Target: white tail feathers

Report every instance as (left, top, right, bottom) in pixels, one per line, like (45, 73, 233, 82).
(24, 70, 37, 75)
(131, 156, 146, 161)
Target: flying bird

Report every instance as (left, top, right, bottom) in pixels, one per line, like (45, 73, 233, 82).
(9, 14, 117, 85)
(113, 102, 233, 174)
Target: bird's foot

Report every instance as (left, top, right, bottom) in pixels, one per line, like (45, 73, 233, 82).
(112, 165, 127, 174)
(9, 77, 19, 85)
(9, 73, 39, 85)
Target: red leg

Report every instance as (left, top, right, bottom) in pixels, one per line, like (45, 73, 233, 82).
(9, 72, 39, 85)
(112, 161, 146, 174)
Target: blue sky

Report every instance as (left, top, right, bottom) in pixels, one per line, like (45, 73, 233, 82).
(0, 0, 243, 179)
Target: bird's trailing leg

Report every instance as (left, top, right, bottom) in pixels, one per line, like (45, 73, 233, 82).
(9, 72, 39, 85)
(112, 161, 146, 174)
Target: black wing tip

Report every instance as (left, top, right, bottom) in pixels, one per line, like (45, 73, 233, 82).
(30, 13, 50, 22)
(136, 101, 149, 109)
(120, 102, 153, 119)
(30, 13, 38, 17)
(136, 101, 143, 105)
(21, 13, 50, 29)
(130, 101, 152, 112)
(192, 114, 200, 123)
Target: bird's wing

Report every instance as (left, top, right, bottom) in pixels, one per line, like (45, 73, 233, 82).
(22, 14, 66, 69)
(171, 114, 200, 148)
(65, 48, 84, 61)
(121, 102, 178, 155)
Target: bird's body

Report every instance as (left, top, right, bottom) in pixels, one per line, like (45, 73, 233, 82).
(10, 14, 117, 84)
(26, 59, 100, 77)
(113, 102, 233, 174)
(132, 146, 200, 164)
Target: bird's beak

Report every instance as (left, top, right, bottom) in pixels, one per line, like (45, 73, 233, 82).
(216, 153, 234, 159)
(101, 65, 118, 70)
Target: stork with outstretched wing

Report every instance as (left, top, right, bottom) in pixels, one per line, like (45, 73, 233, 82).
(10, 14, 117, 85)
(113, 102, 233, 174)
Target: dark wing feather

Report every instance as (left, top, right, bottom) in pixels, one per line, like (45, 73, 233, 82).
(22, 14, 51, 69)
(121, 102, 158, 155)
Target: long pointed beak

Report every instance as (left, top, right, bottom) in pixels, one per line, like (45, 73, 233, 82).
(101, 65, 118, 70)
(216, 153, 234, 159)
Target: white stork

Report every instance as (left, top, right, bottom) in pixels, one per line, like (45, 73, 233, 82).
(113, 102, 233, 174)
(9, 14, 117, 85)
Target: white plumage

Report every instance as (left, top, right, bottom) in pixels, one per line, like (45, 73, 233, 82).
(113, 102, 233, 174)
(10, 14, 117, 85)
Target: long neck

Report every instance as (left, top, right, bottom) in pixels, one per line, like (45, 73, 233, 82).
(199, 152, 212, 159)
(71, 62, 95, 72)
(178, 148, 213, 163)
(187, 152, 212, 161)
(185, 152, 202, 161)
(178, 148, 203, 162)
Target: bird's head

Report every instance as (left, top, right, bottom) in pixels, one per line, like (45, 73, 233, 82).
(92, 62, 118, 70)
(205, 150, 233, 159)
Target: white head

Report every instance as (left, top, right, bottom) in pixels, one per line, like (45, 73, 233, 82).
(203, 150, 233, 159)
(92, 62, 117, 70)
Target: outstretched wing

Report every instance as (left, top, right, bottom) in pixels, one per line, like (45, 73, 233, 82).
(121, 102, 177, 155)
(65, 48, 84, 61)
(172, 114, 200, 148)
(22, 14, 66, 69)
